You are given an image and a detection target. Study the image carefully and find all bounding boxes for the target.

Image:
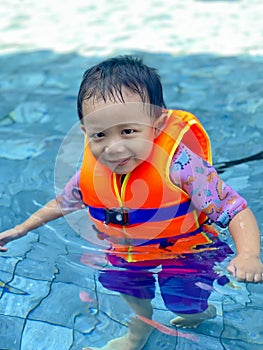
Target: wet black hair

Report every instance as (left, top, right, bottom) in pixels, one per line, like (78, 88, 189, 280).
(77, 55, 166, 121)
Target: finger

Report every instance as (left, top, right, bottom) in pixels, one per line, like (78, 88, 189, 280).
(253, 273, 263, 283)
(0, 247, 8, 252)
(235, 269, 246, 282)
(244, 272, 256, 283)
(226, 263, 237, 277)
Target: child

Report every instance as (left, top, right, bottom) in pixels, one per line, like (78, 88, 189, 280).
(0, 56, 262, 350)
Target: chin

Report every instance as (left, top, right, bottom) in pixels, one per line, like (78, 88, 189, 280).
(113, 164, 137, 174)
(113, 167, 132, 175)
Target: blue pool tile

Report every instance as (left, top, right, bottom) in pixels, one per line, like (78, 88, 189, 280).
(222, 308, 263, 344)
(0, 232, 39, 259)
(14, 255, 58, 282)
(0, 256, 21, 274)
(0, 270, 13, 287)
(222, 339, 263, 350)
(54, 252, 97, 286)
(29, 281, 89, 328)
(70, 330, 93, 350)
(0, 315, 24, 350)
(77, 311, 126, 349)
(20, 320, 73, 350)
(0, 275, 51, 318)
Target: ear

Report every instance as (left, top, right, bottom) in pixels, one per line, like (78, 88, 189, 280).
(153, 111, 168, 138)
(80, 124, 87, 134)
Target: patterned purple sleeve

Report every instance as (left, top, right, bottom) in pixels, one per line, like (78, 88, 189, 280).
(56, 170, 85, 211)
(169, 143, 247, 227)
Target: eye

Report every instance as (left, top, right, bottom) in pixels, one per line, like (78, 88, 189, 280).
(92, 132, 105, 139)
(122, 129, 136, 135)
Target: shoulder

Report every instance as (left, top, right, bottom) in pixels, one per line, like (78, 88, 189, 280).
(171, 143, 207, 170)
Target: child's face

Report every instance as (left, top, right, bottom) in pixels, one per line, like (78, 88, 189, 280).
(81, 93, 166, 174)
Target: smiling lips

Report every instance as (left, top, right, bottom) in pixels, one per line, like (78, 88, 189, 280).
(107, 157, 132, 167)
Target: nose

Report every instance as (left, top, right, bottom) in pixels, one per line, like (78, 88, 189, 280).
(104, 139, 126, 154)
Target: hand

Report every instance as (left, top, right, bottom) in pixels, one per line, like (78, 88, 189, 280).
(227, 254, 263, 283)
(0, 226, 27, 252)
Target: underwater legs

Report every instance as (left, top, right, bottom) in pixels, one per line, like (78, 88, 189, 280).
(83, 294, 153, 350)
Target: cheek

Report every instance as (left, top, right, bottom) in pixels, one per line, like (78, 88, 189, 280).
(135, 139, 154, 159)
(88, 143, 102, 159)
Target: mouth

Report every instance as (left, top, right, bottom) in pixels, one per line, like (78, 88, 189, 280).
(107, 157, 132, 167)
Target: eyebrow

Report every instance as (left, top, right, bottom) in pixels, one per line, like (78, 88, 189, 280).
(88, 122, 145, 132)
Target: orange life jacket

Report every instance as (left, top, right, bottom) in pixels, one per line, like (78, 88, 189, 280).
(79, 110, 218, 262)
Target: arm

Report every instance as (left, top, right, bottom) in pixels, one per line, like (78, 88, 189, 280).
(0, 199, 64, 252)
(0, 171, 84, 252)
(227, 207, 263, 283)
(170, 143, 263, 283)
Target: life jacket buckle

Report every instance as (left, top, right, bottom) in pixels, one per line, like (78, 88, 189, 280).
(104, 207, 130, 226)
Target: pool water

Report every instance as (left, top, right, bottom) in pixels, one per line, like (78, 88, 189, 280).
(1, 1, 263, 349)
